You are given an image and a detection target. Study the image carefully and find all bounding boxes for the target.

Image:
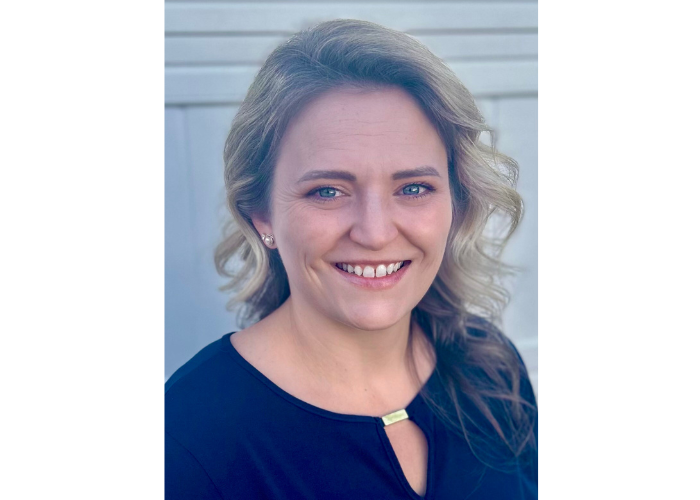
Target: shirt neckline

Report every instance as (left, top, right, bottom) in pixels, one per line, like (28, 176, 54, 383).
(220, 331, 436, 425)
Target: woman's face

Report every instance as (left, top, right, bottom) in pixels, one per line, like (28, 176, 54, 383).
(256, 86, 453, 331)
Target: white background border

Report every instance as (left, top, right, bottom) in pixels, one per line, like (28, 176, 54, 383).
(2, 1, 699, 498)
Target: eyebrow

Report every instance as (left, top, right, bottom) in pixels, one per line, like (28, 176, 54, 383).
(297, 170, 356, 183)
(296, 166, 441, 184)
(391, 166, 441, 180)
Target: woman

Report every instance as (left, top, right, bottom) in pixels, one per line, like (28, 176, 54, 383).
(166, 19, 537, 499)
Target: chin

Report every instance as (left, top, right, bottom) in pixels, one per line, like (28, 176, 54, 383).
(339, 303, 410, 332)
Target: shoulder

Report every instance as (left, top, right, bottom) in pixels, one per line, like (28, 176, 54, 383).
(458, 317, 538, 473)
(165, 333, 263, 443)
(165, 333, 284, 493)
(457, 316, 538, 411)
(465, 317, 533, 372)
(165, 334, 234, 409)
(165, 335, 227, 394)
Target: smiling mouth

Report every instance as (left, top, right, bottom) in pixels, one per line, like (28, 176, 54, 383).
(334, 261, 411, 278)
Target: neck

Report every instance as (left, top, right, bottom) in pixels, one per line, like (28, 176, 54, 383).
(273, 296, 431, 397)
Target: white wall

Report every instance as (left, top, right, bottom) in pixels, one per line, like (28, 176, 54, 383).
(164, 0, 538, 390)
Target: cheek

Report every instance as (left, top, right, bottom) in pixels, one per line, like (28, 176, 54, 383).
(274, 203, 344, 262)
(402, 197, 453, 251)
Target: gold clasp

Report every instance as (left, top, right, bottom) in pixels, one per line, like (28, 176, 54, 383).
(381, 409, 409, 426)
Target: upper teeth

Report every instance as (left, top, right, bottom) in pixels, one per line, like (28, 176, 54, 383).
(339, 261, 405, 277)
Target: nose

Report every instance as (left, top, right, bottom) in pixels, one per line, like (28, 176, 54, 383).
(348, 192, 399, 251)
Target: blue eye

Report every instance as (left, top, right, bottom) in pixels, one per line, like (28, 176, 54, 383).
(402, 184, 426, 196)
(309, 183, 432, 203)
(317, 187, 338, 198)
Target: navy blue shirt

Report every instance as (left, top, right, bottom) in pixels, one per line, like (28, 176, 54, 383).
(165, 332, 537, 499)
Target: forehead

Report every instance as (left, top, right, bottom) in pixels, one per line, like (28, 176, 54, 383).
(275, 86, 448, 180)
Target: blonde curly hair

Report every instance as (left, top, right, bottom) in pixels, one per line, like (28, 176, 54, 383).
(215, 19, 535, 467)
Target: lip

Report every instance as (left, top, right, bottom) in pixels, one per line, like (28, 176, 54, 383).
(332, 261, 411, 290)
(334, 260, 407, 267)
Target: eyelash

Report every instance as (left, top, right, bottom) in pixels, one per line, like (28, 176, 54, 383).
(307, 182, 436, 203)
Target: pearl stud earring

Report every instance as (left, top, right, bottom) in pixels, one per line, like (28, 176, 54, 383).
(261, 233, 275, 248)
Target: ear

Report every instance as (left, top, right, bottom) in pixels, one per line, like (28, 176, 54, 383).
(251, 216, 276, 248)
